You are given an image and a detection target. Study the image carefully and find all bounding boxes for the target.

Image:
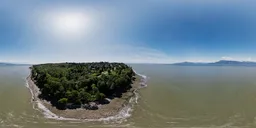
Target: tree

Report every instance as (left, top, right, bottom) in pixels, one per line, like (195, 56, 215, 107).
(57, 98, 68, 110)
(96, 92, 105, 101)
(31, 62, 135, 109)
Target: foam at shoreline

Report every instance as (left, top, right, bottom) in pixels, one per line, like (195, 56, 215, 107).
(24, 70, 148, 123)
(133, 70, 149, 88)
(25, 81, 75, 120)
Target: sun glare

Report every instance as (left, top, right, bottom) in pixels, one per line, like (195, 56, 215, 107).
(46, 11, 91, 40)
(54, 13, 87, 33)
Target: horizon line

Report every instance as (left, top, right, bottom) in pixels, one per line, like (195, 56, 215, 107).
(1, 59, 256, 65)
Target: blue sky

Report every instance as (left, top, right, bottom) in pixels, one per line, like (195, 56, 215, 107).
(0, 0, 256, 64)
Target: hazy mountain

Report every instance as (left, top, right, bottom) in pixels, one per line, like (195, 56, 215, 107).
(173, 60, 256, 66)
(0, 62, 30, 66)
(172, 62, 206, 66)
(209, 60, 256, 66)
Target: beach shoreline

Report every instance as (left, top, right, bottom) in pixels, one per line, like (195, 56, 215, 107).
(25, 70, 147, 121)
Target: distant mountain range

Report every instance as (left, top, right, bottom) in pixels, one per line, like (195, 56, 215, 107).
(0, 62, 30, 66)
(2, 60, 256, 67)
(172, 60, 256, 66)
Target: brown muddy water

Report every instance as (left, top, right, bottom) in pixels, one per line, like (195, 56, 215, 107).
(1, 65, 256, 128)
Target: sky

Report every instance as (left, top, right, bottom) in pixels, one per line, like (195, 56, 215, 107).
(0, 0, 256, 64)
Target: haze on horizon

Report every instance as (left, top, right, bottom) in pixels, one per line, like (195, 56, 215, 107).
(0, 0, 256, 64)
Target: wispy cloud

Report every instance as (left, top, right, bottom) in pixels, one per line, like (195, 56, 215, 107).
(221, 56, 234, 60)
(3, 44, 173, 64)
(221, 56, 254, 62)
(1, 0, 256, 64)
(0, 1, 174, 64)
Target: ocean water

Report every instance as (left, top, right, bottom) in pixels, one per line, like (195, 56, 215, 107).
(2, 65, 256, 127)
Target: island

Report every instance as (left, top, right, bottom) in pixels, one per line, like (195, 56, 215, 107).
(27, 62, 143, 119)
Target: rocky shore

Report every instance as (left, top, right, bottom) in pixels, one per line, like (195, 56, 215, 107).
(26, 74, 143, 120)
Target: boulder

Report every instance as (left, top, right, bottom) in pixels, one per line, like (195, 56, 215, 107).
(89, 102, 98, 110)
(82, 102, 98, 110)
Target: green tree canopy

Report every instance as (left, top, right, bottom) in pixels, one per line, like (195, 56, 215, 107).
(31, 62, 135, 109)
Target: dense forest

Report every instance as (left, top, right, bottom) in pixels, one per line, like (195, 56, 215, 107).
(31, 62, 135, 109)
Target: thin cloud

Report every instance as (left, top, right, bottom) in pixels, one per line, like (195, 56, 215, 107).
(221, 56, 254, 62)
(221, 56, 234, 60)
(17, 3, 174, 64)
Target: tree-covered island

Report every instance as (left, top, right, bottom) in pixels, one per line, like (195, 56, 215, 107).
(31, 62, 136, 110)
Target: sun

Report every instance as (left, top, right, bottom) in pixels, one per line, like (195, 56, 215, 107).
(54, 12, 87, 34)
(47, 11, 91, 40)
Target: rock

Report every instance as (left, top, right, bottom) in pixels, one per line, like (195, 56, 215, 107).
(82, 104, 90, 109)
(99, 98, 110, 104)
(82, 102, 98, 110)
(89, 102, 98, 110)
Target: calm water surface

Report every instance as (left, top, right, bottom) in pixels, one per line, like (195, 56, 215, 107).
(1, 65, 256, 128)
